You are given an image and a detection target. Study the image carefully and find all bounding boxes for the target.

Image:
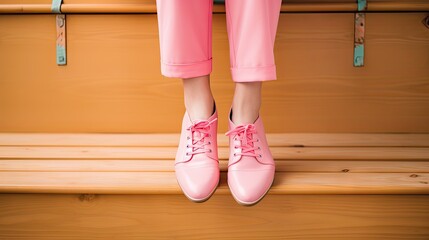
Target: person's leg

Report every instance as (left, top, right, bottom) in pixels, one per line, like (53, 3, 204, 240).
(225, 0, 282, 124)
(156, 0, 219, 203)
(156, 0, 214, 121)
(224, 0, 282, 206)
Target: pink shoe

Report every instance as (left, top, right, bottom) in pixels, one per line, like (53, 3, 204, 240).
(225, 108, 275, 206)
(175, 102, 220, 202)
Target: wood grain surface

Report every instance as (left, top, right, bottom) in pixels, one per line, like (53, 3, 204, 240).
(0, 133, 428, 238)
(1, 171, 429, 194)
(1, 13, 429, 133)
(1, 0, 429, 13)
(1, 194, 428, 239)
(1, 133, 429, 147)
(1, 133, 428, 194)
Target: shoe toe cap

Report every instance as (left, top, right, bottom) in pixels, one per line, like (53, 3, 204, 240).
(228, 167, 275, 205)
(175, 165, 220, 201)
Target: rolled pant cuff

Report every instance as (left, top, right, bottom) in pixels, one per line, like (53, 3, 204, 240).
(231, 65, 277, 82)
(161, 58, 212, 79)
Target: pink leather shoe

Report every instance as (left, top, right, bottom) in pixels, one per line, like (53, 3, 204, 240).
(175, 102, 220, 202)
(225, 108, 275, 206)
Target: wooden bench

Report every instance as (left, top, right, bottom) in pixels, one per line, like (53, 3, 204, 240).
(1, 133, 429, 238)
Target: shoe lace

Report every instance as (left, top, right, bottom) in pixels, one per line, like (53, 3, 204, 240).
(225, 124, 259, 158)
(186, 117, 218, 156)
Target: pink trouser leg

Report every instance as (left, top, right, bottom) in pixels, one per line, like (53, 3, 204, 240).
(225, 0, 282, 82)
(155, 0, 213, 79)
(155, 0, 282, 82)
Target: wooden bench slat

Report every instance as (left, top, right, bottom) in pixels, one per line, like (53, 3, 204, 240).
(0, 172, 427, 194)
(1, 133, 428, 147)
(1, 146, 428, 160)
(0, 194, 428, 239)
(1, 159, 429, 173)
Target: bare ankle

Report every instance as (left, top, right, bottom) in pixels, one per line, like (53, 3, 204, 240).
(185, 97, 215, 121)
(182, 74, 215, 121)
(231, 104, 259, 125)
(231, 82, 262, 125)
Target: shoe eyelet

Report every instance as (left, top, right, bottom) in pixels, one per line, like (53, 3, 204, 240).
(233, 153, 237, 156)
(186, 153, 190, 156)
(209, 149, 212, 153)
(186, 144, 189, 148)
(187, 136, 190, 140)
(258, 154, 262, 158)
(208, 141, 211, 145)
(257, 139, 260, 142)
(258, 146, 261, 150)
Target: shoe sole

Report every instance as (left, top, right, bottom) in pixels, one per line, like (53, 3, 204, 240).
(228, 173, 275, 207)
(175, 171, 220, 203)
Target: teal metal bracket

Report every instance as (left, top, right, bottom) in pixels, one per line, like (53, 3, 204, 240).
(357, 0, 367, 11)
(354, 0, 367, 67)
(51, 0, 62, 13)
(52, 0, 66, 65)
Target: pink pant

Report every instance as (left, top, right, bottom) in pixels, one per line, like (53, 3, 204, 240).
(155, 0, 282, 82)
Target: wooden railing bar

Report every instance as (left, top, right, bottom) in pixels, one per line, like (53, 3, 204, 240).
(1, 3, 429, 14)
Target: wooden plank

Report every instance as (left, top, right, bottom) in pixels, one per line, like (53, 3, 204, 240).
(1, 194, 428, 239)
(1, 133, 429, 147)
(368, 2, 429, 11)
(1, 13, 429, 133)
(1, 1, 429, 14)
(0, 172, 428, 194)
(1, 159, 429, 173)
(1, 146, 428, 160)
